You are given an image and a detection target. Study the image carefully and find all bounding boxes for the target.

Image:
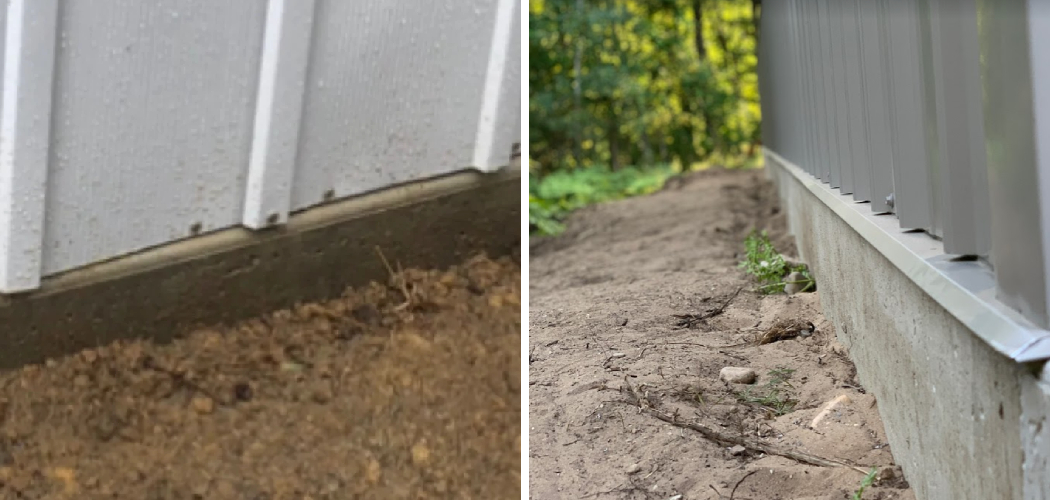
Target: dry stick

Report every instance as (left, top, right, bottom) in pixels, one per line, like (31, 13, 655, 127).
(730, 470, 759, 500)
(673, 286, 744, 328)
(623, 376, 868, 473)
(374, 246, 411, 310)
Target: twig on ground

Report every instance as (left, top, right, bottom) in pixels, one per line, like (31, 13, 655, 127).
(622, 376, 868, 472)
(672, 286, 744, 329)
(730, 470, 759, 500)
(374, 246, 412, 311)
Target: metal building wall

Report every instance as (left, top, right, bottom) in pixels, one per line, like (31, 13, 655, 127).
(0, 0, 520, 293)
(758, 0, 1050, 330)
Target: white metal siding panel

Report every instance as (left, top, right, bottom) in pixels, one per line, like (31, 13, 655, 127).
(291, 0, 497, 211)
(474, 0, 521, 171)
(242, 0, 316, 229)
(0, 0, 57, 291)
(43, 1, 267, 275)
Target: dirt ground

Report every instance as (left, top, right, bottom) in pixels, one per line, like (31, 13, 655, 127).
(528, 168, 915, 500)
(0, 255, 520, 499)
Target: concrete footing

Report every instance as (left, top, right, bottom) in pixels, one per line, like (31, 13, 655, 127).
(766, 157, 1050, 500)
(0, 167, 520, 370)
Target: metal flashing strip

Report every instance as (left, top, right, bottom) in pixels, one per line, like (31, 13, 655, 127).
(766, 149, 1050, 363)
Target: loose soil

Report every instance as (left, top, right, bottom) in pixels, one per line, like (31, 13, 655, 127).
(528, 168, 915, 500)
(0, 255, 521, 499)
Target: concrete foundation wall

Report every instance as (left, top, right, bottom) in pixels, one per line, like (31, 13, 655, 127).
(766, 159, 1050, 500)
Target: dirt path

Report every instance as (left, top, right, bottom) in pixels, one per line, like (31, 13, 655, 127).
(0, 255, 520, 499)
(528, 168, 914, 500)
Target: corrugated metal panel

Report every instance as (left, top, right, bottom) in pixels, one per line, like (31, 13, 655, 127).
(0, 0, 57, 292)
(916, 0, 944, 237)
(977, 0, 1050, 328)
(792, 0, 816, 177)
(924, 0, 991, 256)
(862, 0, 895, 214)
(783, 0, 803, 165)
(841, 0, 870, 202)
(756, 4, 772, 156)
(829, 0, 854, 192)
(819, 0, 845, 189)
(6, 0, 520, 281)
(883, 0, 935, 230)
(791, 0, 808, 175)
(43, 1, 268, 275)
(804, 0, 831, 183)
(242, 0, 317, 230)
(474, 0, 521, 171)
(291, 0, 498, 210)
(758, 1, 778, 153)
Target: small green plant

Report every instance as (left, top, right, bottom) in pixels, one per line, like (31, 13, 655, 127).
(851, 467, 878, 500)
(738, 230, 814, 294)
(736, 367, 799, 416)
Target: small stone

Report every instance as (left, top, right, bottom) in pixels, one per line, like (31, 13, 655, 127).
(729, 445, 747, 456)
(365, 459, 382, 484)
(280, 361, 305, 372)
(191, 396, 215, 414)
(73, 374, 90, 387)
(411, 441, 430, 465)
(719, 367, 757, 384)
(626, 463, 642, 474)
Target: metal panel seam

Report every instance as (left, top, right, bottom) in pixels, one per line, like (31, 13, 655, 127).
(0, 0, 59, 292)
(472, 0, 517, 171)
(243, 0, 316, 229)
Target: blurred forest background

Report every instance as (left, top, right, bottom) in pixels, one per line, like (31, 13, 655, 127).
(529, 0, 762, 235)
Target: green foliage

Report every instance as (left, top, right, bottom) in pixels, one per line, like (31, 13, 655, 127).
(529, 0, 762, 174)
(528, 164, 678, 236)
(736, 367, 798, 416)
(852, 468, 879, 500)
(738, 230, 812, 294)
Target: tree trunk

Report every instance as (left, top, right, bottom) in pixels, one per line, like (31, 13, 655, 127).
(572, 0, 584, 166)
(692, 0, 706, 62)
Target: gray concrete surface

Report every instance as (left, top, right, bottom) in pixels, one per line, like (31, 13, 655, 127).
(0, 167, 519, 370)
(766, 159, 1050, 500)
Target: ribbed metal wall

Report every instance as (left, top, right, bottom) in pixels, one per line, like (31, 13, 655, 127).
(0, 0, 521, 293)
(759, 0, 1050, 329)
